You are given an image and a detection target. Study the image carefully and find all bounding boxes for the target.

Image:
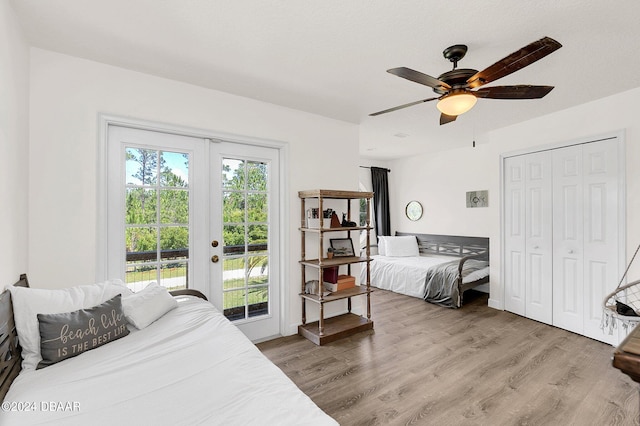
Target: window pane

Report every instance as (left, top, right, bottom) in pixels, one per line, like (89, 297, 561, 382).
(247, 193, 267, 222)
(160, 189, 189, 224)
(159, 261, 187, 290)
(160, 226, 188, 253)
(223, 225, 245, 254)
(360, 198, 368, 226)
(126, 188, 156, 225)
(223, 289, 246, 321)
(248, 224, 268, 248)
(223, 191, 245, 223)
(223, 257, 245, 290)
(126, 148, 158, 186)
(247, 255, 268, 285)
(248, 286, 268, 318)
(247, 161, 267, 191)
(223, 159, 245, 189)
(125, 262, 158, 291)
(160, 151, 189, 187)
(126, 226, 157, 254)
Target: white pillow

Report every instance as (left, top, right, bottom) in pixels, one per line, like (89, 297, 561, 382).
(121, 282, 178, 330)
(9, 279, 132, 371)
(377, 236, 387, 256)
(384, 236, 420, 257)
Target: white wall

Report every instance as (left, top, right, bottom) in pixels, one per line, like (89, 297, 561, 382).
(387, 87, 640, 309)
(28, 49, 359, 335)
(0, 2, 29, 289)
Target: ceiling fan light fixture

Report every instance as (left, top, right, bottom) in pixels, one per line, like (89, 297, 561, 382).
(436, 92, 477, 116)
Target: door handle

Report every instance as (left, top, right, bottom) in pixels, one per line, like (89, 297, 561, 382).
(211, 240, 219, 247)
(211, 255, 219, 263)
(568, 249, 574, 254)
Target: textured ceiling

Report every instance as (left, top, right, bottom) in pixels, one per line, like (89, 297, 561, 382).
(10, 0, 640, 159)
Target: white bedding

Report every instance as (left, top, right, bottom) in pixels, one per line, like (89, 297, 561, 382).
(362, 255, 489, 299)
(0, 296, 337, 426)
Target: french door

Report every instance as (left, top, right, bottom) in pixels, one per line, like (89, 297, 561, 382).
(105, 124, 281, 341)
(209, 142, 280, 341)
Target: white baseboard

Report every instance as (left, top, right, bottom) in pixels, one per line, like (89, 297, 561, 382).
(488, 298, 503, 310)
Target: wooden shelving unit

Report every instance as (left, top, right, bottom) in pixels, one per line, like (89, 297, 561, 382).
(298, 189, 374, 345)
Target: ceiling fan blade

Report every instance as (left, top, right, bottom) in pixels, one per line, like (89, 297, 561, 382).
(369, 97, 440, 116)
(467, 37, 562, 89)
(387, 67, 451, 91)
(440, 113, 457, 125)
(474, 85, 554, 99)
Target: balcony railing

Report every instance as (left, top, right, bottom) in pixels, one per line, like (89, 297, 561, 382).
(126, 243, 269, 320)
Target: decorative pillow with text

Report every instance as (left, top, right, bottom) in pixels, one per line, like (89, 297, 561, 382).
(37, 294, 130, 369)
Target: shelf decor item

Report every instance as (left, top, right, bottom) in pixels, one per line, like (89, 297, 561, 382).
(330, 238, 355, 257)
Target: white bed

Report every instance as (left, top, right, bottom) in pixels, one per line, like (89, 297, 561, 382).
(363, 254, 486, 297)
(0, 288, 337, 425)
(363, 254, 489, 297)
(362, 234, 490, 307)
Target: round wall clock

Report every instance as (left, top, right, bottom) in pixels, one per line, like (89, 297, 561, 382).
(405, 200, 423, 221)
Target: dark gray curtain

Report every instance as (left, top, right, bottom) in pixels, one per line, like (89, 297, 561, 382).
(371, 167, 390, 236)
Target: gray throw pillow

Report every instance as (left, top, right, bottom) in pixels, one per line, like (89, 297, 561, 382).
(37, 294, 130, 369)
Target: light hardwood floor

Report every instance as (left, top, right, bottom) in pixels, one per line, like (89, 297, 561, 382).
(257, 289, 639, 425)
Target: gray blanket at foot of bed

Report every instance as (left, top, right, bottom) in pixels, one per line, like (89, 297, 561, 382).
(423, 259, 487, 308)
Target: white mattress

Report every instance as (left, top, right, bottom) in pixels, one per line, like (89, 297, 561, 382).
(0, 296, 337, 426)
(362, 255, 489, 299)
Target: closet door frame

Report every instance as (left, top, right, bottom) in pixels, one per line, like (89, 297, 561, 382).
(500, 131, 626, 343)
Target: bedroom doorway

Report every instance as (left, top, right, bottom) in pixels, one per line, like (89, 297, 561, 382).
(103, 122, 282, 342)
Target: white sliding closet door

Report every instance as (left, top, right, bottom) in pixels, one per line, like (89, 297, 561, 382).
(552, 140, 620, 343)
(504, 156, 526, 316)
(503, 152, 553, 324)
(524, 151, 553, 325)
(552, 145, 584, 334)
(582, 140, 620, 343)
(504, 136, 623, 345)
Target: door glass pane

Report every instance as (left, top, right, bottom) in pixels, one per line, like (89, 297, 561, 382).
(223, 191, 245, 222)
(247, 255, 268, 285)
(248, 286, 269, 317)
(221, 157, 270, 321)
(160, 189, 189, 224)
(126, 263, 158, 292)
(223, 159, 244, 188)
(125, 147, 191, 291)
(248, 224, 268, 248)
(160, 151, 189, 187)
(126, 188, 156, 224)
(247, 161, 267, 191)
(223, 257, 245, 290)
(224, 289, 246, 321)
(223, 224, 245, 253)
(247, 193, 267, 221)
(126, 148, 158, 185)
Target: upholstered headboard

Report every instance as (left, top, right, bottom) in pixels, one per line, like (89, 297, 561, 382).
(395, 232, 489, 260)
(0, 274, 28, 402)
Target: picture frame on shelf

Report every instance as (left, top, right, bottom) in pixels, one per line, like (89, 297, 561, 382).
(330, 238, 355, 257)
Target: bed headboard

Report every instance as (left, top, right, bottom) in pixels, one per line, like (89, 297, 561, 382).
(395, 232, 489, 260)
(0, 274, 28, 402)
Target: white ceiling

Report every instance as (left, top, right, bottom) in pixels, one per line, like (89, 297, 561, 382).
(10, 1, 640, 159)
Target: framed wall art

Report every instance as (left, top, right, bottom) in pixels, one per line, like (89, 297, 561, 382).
(330, 238, 355, 257)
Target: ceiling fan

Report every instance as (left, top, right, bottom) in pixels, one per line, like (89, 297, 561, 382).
(370, 36, 562, 125)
